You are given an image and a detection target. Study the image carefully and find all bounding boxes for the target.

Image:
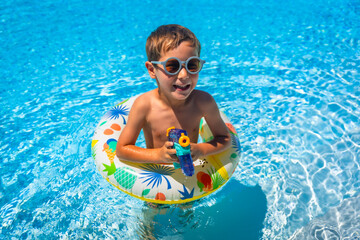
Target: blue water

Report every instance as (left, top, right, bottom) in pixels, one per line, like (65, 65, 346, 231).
(1, 0, 359, 239)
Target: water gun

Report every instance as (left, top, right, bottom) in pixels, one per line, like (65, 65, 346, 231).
(166, 127, 195, 177)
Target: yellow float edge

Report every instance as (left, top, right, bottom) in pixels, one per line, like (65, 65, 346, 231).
(105, 175, 231, 205)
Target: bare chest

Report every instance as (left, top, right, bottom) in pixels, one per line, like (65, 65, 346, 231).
(143, 105, 202, 147)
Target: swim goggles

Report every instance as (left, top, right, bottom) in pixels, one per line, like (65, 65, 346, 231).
(151, 56, 205, 75)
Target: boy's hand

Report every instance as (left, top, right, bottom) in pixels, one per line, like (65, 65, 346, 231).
(158, 141, 178, 163)
(190, 143, 204, 161)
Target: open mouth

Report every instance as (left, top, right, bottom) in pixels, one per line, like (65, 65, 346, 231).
(173, 84, 190, 91)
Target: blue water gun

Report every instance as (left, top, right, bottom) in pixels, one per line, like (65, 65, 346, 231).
(167, 127, 195, 177)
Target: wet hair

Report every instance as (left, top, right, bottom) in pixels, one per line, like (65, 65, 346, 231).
(146, 24, 201, 61)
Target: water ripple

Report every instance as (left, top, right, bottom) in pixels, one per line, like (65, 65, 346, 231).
(1, 0, 359, 239)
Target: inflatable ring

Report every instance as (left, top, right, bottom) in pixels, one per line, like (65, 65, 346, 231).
(91, 95, 241, 204)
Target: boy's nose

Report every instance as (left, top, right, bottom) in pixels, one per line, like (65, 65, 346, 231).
(177, 65, 189, 79)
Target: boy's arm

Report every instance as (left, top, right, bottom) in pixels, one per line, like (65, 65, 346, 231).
(116, 96, 176, 163)
(191, 94, 231, 159)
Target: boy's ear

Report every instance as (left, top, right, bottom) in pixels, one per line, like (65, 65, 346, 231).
(145, 61, 156, 79)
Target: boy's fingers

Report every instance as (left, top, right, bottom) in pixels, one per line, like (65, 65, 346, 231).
(170, 154, 179, 162)
(168, 148, 176, 155)
(164, 141, 174, 148)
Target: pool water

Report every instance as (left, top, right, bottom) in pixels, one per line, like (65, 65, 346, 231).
(1, 0, 359, 239)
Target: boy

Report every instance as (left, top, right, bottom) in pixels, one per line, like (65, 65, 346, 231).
(116, 24, 230, 164)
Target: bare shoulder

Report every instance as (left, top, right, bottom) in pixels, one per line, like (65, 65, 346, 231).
(130, 91, 154, 113)
(193, 89, 212, 99)
(192, 90, 217, 110)
(193, 90, 227, 137)
(122, 91, 156, 132)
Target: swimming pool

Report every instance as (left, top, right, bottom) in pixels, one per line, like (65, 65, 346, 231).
(1, 0, 359, 239)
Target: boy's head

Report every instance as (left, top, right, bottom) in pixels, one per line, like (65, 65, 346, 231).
(146, 24, 201, 61)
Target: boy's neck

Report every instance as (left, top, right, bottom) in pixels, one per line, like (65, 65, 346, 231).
(156, 88, 192, 109)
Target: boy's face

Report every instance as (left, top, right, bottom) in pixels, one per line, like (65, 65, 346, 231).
(146, 41, 199, 102)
